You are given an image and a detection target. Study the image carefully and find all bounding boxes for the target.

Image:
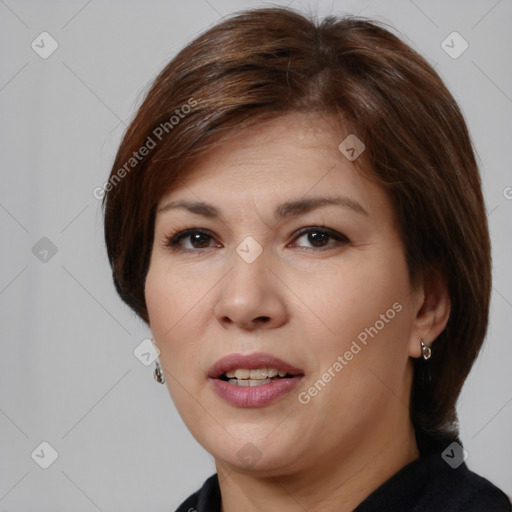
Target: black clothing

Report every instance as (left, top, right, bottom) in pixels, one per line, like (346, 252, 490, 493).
(174, 430, 511, 511)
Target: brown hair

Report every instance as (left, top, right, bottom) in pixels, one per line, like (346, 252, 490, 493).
(102, 7, 491, 438)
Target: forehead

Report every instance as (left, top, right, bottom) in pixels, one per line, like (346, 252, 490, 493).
(161, 112, 367, 196)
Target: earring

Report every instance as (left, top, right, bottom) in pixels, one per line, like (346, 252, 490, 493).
(154, 360, 165, 384)
(420, 338, 432, 360)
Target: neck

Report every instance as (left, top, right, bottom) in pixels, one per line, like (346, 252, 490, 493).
(216, 412, 420, 512)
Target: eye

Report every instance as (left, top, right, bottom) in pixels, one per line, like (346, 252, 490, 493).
(290, 226, 350, 250)
(164, 228, 221, 251)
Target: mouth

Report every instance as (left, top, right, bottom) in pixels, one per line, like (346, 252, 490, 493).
(208, 352, 304, 407)
(217, 367, 297, 386)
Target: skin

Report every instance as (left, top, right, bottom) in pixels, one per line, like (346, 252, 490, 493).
(145, 111, 450, 512)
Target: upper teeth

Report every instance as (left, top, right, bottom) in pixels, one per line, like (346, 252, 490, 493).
(225, 368, 288, 379)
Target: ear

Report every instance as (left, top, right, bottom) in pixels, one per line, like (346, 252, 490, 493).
(408, 267, 451, 358)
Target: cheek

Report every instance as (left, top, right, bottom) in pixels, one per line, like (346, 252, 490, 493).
(144, 259, 215, 385)
(294, 247, 411, 347)
(145, 259, 206, 332)
(145, 268, 175, 334)
(297, 250, 414, 416)
(145, 264, 204, 412)
(145, 263, 190, 369)
(317, 253, 413, 398)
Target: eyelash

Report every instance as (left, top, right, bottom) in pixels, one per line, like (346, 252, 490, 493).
(162, 225, 350, 253)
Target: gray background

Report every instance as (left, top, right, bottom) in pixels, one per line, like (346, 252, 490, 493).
(0, 0, 511, 510)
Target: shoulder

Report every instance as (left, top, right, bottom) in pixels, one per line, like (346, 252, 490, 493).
(417, 433, 511, 511)
(355, 429, 511, 512)
(445, 464, 512, 512)
(173, 474, 221, 512)
(415, 429, 511, 511)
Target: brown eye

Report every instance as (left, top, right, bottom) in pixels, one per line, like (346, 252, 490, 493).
(292, 227, 349, 250)
(166, 229, 219, 250)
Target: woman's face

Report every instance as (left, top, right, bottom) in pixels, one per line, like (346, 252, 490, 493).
(145, 112, 424, 475)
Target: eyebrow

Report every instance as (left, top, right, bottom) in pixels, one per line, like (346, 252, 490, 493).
(157, 195, 369, 220)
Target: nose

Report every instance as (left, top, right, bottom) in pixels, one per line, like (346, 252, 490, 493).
(213, 247, 288, 331)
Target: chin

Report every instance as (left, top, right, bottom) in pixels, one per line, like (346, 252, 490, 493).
(204, 430, 301, 474)
(217, 447, 299, 476)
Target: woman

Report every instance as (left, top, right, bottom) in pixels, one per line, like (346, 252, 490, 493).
(102, 6, 511, 511)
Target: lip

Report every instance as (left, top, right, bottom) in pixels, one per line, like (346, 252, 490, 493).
(208, 352, 305, 408)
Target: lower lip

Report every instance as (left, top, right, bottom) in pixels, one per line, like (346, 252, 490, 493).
(209, 376, 303, 407)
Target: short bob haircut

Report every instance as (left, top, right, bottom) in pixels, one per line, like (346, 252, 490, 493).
(103, 7, 491, 439)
